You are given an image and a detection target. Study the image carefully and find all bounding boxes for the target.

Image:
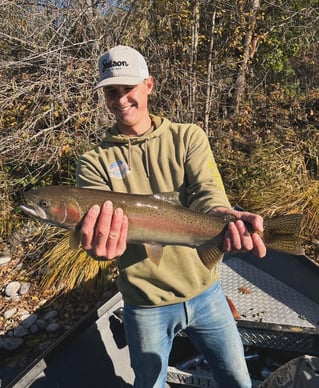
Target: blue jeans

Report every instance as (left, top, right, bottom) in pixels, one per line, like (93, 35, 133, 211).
(123, 281, 251, 388)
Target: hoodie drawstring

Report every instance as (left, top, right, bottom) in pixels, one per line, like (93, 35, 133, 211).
(127, 138, 132, 172)
(144, 138, 150, 178)
(126, 137, 150, 178)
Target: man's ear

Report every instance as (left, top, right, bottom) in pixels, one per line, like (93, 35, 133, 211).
(145, 76, 154, 95)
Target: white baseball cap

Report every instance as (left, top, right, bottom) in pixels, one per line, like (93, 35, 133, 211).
(95, 45, 149, 89)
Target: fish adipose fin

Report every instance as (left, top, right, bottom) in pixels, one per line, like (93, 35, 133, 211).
(144, 244, 163, 266)
(197, 246, 224, 269)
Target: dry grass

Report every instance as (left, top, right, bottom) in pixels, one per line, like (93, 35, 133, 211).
(36, 235, 117, 294)
(217, 124, 319, 262)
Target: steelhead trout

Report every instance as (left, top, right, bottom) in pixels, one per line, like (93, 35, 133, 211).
(20, 186, 305, 268)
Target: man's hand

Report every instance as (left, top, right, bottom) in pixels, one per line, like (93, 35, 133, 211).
(80, 200, 128, 260)
(209, 207, 266, 258)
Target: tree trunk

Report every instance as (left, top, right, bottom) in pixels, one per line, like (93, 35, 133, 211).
(204, 9, 217, 135)
(231, 0, 261, 115)
(189, 0, 200, 122)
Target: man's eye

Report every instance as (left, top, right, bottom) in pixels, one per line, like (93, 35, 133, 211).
(105, 89, 117, 97)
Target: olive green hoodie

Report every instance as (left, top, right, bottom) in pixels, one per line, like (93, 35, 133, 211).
(76, 114, 231, 306)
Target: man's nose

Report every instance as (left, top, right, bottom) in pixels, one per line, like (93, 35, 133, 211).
(118, 93, 128, 102)
(117, 88, 129, 102)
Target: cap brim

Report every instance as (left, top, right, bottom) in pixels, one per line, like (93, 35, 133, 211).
(94, 76, 146, 90)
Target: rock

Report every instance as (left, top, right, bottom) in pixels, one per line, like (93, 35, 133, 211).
(19, 282, 31, 295)
(46, 323, 60, 333)
(4, 281, 21, 298)
(38, 341, 51, 352)
(13, 325, 29, 337)
(0, 337, 23, 351)
(19, 308, 30, 316)
(36, 319, 47, 330)
(11, 295, 21, 302)
(43, 310, 58, 321)
(21, 313, 38, 329)
(3, 307, 17, 320)
(30, 323, 39, 334)
(0, 256, 11, 266)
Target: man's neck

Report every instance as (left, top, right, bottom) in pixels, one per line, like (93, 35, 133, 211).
(117, 115, 152, 136)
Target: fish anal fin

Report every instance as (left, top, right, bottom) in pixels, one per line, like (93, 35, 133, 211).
(197, 247, 224, 269)
(144, 244, 163, 266)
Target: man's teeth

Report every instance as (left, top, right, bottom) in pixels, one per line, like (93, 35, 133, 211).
(120, 106, 132, 111)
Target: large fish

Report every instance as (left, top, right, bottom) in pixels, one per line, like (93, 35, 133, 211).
(20, 186, 305, 268)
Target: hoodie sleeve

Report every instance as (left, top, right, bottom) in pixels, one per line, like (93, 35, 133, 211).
(184, 124, 231, 213)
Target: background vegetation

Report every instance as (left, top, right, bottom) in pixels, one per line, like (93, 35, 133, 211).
(0, 0, 318, 291)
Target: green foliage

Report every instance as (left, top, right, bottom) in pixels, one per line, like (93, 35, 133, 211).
(254, 0, 319, 87)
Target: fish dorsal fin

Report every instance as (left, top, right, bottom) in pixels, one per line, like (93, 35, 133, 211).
(144, 243, 164, 266)
(153, 192, 182, 206)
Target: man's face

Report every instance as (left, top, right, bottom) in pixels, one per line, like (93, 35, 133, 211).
(103, 77, 154, 134)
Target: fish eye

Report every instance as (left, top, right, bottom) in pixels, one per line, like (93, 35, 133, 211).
(39, 200, 50, 208)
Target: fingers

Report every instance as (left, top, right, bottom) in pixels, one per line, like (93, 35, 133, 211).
(80, 201, 128, 260)
(103, 207, 127, 258)
(93, 201, 115, 257)
(223, 220, 252, 252)
(223, 219, 266, 258)
(252, 232, 267, 258)
(81, 204, 101, 252)
(116, 213, 129, 255)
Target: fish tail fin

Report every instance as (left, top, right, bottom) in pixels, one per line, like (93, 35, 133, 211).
(197, 247, 224, 269)
(263, 214, 305, 255)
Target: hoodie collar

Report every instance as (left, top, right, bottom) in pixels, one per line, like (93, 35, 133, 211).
(102, 114, 164, 177)
(105, 114, 163, 144)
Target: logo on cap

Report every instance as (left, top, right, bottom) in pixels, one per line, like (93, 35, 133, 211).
(102, 60, 129, 73)
(95, 45, 149, 89)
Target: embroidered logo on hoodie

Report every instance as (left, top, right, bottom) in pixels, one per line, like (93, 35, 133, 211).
(109, 160, 131, 179)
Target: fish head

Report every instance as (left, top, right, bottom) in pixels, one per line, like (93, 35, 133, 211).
(20, 188, 83, 228)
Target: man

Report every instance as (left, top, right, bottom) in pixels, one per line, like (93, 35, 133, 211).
(76, 45, 266, 388)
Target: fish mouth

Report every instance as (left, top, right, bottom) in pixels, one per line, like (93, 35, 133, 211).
(20, 203, 48, 221)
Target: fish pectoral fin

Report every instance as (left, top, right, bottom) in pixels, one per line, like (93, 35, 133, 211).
(69, 226, 81, 250)
(144, 244, 163, 267)
(197, 247, 224, 269)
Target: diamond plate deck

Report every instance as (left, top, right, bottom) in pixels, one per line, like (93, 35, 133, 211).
(220, 256, 319, 329)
